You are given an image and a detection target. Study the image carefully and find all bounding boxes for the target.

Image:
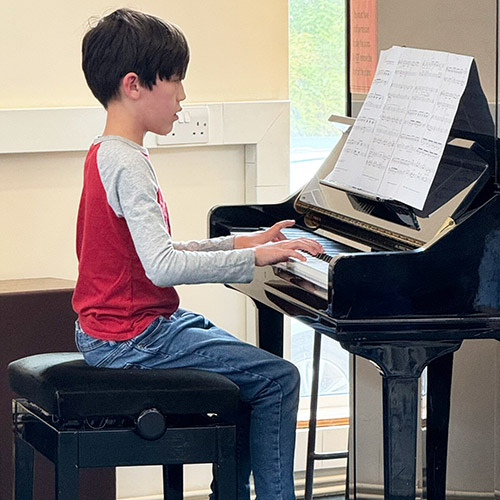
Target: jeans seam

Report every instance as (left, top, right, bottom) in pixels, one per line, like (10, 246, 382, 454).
(146, 346, 289, 498)
(93, 341, 130, 368)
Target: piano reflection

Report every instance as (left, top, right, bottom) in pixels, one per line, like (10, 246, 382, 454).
(209, 53, 500, 500)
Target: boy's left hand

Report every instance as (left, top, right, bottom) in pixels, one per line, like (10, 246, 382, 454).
(234, 220, 296, 249)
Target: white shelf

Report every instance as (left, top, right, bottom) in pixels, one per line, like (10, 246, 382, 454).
(0, 101, 289, 154)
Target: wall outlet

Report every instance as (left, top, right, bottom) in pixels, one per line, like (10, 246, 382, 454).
(156, 106, 209, 146)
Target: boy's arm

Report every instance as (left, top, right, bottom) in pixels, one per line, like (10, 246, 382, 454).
(172, 236, 235, 252)
(98, 144, 255, 287)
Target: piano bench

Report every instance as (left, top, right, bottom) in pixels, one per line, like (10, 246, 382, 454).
(8, 353, 239, 500)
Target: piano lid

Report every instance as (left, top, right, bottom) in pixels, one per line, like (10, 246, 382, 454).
(295, 52, 496, 251)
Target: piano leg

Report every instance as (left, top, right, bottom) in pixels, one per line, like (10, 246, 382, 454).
(253, 300, 284, 358)
(382, 373, 420, 499)
(425, 352, 454, 500)
(341, 340, 461, 500)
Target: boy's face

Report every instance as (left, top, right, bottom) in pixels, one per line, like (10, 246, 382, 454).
(139, 76, 186, 136)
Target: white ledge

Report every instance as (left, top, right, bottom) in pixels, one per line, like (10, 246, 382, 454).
(0, 101, 289, 155)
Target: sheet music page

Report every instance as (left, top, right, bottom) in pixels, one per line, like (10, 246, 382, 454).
(325, 46, 473, 210)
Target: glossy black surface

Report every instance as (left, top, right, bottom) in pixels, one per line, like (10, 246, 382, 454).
(331, 194, 500, 322)
(209, 143, 500, 499)
(210, 193, 500, 338)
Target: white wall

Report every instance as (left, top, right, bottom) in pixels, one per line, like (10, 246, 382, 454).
(0, 0, 288, 108)
(1, 0, 288, 284)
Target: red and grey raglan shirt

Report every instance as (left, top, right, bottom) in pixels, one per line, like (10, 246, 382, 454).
(72, 136, 255, 341)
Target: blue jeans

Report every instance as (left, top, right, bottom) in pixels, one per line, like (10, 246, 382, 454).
(75, 308, 300, 500)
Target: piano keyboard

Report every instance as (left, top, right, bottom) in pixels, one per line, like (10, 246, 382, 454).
(274, 228, 356, 291)
(232, 227, 357, 295)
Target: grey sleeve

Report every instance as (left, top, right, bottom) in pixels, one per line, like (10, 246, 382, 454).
(173, 235, 235, 251)
(97, 143, 255, 287)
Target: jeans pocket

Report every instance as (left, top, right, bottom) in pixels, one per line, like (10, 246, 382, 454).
(130, 317, 169, 354)
(74, 322, 125, 368)
(75, 324, 108, 353)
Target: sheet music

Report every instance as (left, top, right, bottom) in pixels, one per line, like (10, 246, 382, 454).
(326, 46, 473, 210)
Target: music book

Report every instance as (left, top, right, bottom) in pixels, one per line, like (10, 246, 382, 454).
(324, 46, 473, 210)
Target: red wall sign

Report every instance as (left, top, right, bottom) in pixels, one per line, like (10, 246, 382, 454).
(350, 0, 378, 93)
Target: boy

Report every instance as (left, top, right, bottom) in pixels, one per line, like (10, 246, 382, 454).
(73, 8, 323, 500)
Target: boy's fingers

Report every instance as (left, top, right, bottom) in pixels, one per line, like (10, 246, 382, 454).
(290, 238, 324, 255)
(276, 219, 295, 228)
(288, 250, 307, 262)
(271, 220, 295, 234)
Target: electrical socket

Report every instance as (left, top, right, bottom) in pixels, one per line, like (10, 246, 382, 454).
(156, 106, 209, 146)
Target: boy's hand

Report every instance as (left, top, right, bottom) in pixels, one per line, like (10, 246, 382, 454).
(254, 238, 324, 267)
(234, 220, 296, 249)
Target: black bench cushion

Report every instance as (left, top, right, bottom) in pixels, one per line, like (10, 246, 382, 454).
(8, 353, 239, 421)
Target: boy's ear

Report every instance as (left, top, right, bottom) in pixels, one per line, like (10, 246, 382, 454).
(120, 72, 143, 100)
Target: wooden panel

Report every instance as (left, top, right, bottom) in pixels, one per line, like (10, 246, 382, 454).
(0, 278, 114, 500)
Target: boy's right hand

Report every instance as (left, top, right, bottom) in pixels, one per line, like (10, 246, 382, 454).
(254, 238, 324, 267)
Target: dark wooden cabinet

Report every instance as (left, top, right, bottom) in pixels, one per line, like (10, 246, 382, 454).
(0, 278, 114, 500)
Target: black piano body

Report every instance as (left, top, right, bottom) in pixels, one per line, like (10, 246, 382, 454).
(209, 81, 500, 499)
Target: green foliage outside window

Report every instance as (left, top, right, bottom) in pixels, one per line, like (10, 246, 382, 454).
(289, 0, 346, 137)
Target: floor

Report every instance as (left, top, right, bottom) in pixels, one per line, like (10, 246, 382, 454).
(313, 497, 344, 500)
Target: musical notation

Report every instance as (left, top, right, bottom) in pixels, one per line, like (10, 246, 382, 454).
(326, 45, 473, 210)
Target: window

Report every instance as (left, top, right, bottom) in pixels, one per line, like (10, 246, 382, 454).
(289, 0, 348, 404)
(289, 0, 350, 443)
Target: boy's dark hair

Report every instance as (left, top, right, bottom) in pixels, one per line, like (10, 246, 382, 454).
(82, 8, 190, 108)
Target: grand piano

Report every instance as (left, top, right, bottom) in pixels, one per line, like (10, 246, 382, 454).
(209, 39, 500, 500)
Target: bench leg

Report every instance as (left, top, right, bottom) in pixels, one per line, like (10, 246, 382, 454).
(14, 435, 34, 500)
(163, 464, 183, 500)
(56, 433, 79, 500)
(215, 426, 238, 500)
